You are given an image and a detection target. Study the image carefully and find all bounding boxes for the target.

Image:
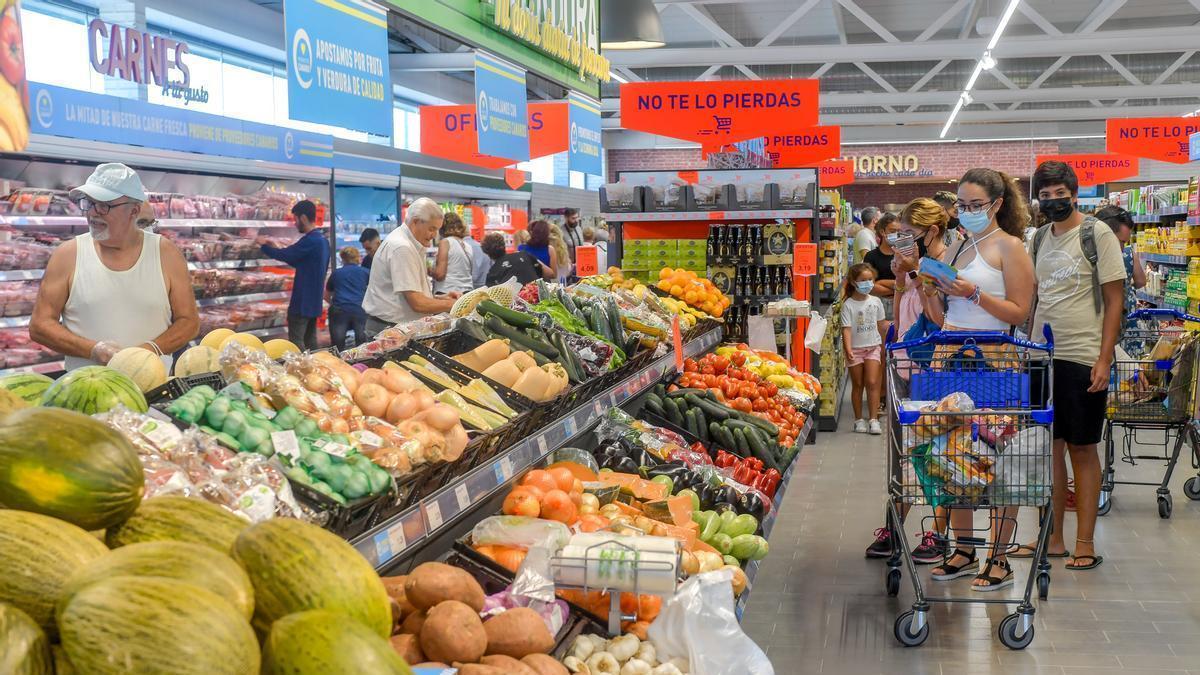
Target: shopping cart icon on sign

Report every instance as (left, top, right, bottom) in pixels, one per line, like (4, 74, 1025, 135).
(713, 115, 732, 133)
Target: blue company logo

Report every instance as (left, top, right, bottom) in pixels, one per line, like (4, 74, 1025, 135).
(284, 132, 295, 160)
(292, 28, 314, 89)
(570, 122, 579, 153)
(476, 89, 490, 133)
(34, 89, 53, 129)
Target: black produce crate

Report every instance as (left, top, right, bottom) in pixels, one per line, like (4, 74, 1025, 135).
(144, 371, 226, 405)
(288, 480, 393, 540)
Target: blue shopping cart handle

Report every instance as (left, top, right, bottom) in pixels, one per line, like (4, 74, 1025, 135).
(1127, 307, 1200, 323)
(887, 323, 1053, 352)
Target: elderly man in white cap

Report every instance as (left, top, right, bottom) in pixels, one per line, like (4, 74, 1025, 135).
(30, 163, 198, 369)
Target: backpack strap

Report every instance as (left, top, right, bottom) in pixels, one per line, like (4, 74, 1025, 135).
(1079, 216, 1102, 314)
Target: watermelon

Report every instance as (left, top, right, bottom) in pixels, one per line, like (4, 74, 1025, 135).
(58, 541, 254, 621)
(105, 496, 249, 552)
(58, 576, 260, 675)
(0, 603, 53, 675)
(0, 372, 53, 404)
(0, 407, 145, 530)
(107, 347, 168, 392)
(262, 610, 413, 675)
(0, 511, 108, 636)
(232, 518, 391, 637)
(40, 366, 148, 414)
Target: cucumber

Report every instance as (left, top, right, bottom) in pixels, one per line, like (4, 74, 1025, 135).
(685, 408, 700, 438)
(694, 407, 709, 443)
(644, 397, 665, 417)
(732, 410, 780, 437)
(744, 426, 781, 472)
(477, 299, 538, 328)
(589, 305, 610, 341)
(623, 334, 640, 357)
(712, 423, 738, 454)
(606, 298, 624, 341)
(654, 383, 667, 399)
(663, 397, 685, 428)
(484, 329, 551, 365)
(667, 388, 708, 399)
(484, 316, 558, 357)
(722, 418, 769, 435)
(684, 393, 731, 421)
(560, 288, 579, 315)
(733, 427, 751, 458)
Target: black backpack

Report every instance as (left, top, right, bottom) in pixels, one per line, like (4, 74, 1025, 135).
(1030, 216, 1102, 314)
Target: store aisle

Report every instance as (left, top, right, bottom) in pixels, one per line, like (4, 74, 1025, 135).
(743, 411, 1200, 675)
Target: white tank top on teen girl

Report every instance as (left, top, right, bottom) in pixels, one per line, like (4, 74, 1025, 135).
(61, 231, 173, 370)
(945, 245, 1010, 331)
(434, 236, 475, 295)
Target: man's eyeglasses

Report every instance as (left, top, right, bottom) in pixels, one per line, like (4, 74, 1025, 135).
(954, 200, 995, 214)
(76, 197, 137, 215)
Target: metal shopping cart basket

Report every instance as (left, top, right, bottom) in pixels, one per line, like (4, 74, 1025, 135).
(1099, 308, 1200, 519)
(883, 326, 1054, 650)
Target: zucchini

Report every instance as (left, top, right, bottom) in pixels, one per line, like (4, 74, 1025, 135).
(712, 422, 738, 454)
(663, 397, 685, 428)
(623, 334, 640, 358)
(457, 318, 491, 344)
(732, 410, 780, 437)
(644, 396, 665, 417)
(684, 393, 731, 421)
(685, 408, 700, 438)
(733, 427, 751, 458)
(667, 388, 707, 399)
(745, 426, 781, 472)
(545, 331, 582, 383)
(694, 407, 709, 443)
(485, 329, 552, 365)
(477, 299, 537, 329)
(606, 297, 624, 341)
(484, 316, 558, 358)
(654, 383, 667, 399)
(589, 305, 610, 341)
(560, 289, 579, 315)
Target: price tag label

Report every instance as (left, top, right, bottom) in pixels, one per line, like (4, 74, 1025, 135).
(455, 484, 471, 510)
(536, 435, 548, 455)
(608, 391, 619, 407)
(494, 457, 513, 482)
(387, 526, 407, 556)
(593, 400, 604, 417)
(425, 501, 443, 531)
(313, 438, 351, 458)
(672, 316, 684, 372)
(564, 417, 578, 437)
(373, 532, 392, 563)
(271, 430, 301, 461)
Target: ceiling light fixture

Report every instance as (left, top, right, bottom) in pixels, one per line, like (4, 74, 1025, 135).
(610, 71, 629, 84)
(601, 0, 666, 50)
(1184, 106, 1200, 117)
(940, 0, 1022, 139)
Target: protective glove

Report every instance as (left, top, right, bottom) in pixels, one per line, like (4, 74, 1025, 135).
(90, 341, 121, 364)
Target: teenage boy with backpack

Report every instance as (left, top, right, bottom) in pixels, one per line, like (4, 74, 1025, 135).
(1010, 161, 1125, 571)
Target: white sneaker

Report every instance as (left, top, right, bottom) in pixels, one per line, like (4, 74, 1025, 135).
(868, 419, 883, 435)
(853, 419, 868, 433)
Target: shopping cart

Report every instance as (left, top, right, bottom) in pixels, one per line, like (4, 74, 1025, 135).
(883, 326, 1054, 650)
(1099, 308, 1200, 519)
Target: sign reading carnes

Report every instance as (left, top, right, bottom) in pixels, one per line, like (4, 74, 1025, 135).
(87, 19, 207, 105)
(1106, 117, 1200, 164)
(846, 154, 932, 179)
(1033, 153, 1139, 186)
(487, 0, 609, 83)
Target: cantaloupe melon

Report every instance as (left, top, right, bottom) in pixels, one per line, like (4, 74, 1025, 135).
(218, 332, 265, 354)
(264, 339, 300, 360)
(200, 328, 235, 351)
(174, 346, 220, 377)
(107, 348, 168, 392)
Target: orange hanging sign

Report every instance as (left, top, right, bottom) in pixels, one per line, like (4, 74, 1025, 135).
(1106, 117, 1200, 164)
(510, 208, 528, 233)
(816, 159, 854, 187)
(1033, 153, 1140, 186)
(765, 126, 841, 167)
(793, 243, 817, 276)
(619, 80, 820, 153)
(468, 206, 487, 242)
(575, 245, 599, 277)
(528, 102, 569, 159)
(504, 168, 527, 190)
(420, 103, 569, 169)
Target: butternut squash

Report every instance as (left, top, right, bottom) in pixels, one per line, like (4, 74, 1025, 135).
(540, 364, 569, 400)
(512, 367, 552, 402)
(472, 339, 511, 366)
(482, 360, 521, 389)
(508, 351, 537, 372)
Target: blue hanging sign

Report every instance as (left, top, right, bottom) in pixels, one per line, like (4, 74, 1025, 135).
(1190, 131, 1199, 162)
(30, 82, 333, 167)
(474, 52, 529, 161)
(568, 91, 603, 176)
(285, 0, 392, 137)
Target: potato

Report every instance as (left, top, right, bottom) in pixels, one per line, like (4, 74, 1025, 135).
(401, 610, 426, 635)
(452, 665, 505, 675)
(420, 600, 488, 664)
(381, 574, 407, 597)
(389, 634, 424, 664)
(405, 561, 486, 612)
(522, 654, 570, 675)
(390, 599, 404, 634)
(483, 607, 554, 658)
(482, 655, 538, 675)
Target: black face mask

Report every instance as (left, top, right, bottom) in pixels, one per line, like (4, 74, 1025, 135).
(947, 216, 960, 231)
(1041, 197, 1075, 222)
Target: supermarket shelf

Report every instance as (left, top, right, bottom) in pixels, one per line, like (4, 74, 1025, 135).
(245, 324, 287, 338)
(1132, 205, 1190, 223)
(0, 216, 293, 229)
(350, 326, 724, 571)
(816, 372, 847, 433)
(1141, 253, 1190, 266)
(1135, 290, 1163, 305)
(188, 259, 280, 270)
(0, 269, 43, 281)
(0, 359, 64, 376)
(0, 315, 30, 328)
(196, 291, 289, 307)
(602, 209, 814, 222)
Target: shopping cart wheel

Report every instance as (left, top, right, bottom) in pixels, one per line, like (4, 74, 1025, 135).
(1183, 477, 1200, 500)
(999, 613, 1035, 650)
(885, 568, 901, 597)
(893, 610, 929, 647)
(1097, 491, 1112, 516)
(1036, 572, 1050, 600)
(1158, 494, 1172, 519)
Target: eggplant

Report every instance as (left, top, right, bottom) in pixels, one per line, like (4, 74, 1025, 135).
(612, 456, 640, 474)
(634, 447, 661, 469)
(647, 464, 690, 481)
(697, 485, 718, 510)
(741, 492, 766, 521)
(714, 485, 741, 507)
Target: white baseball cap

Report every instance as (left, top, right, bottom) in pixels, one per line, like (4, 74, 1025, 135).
(69, 163, 147, 203)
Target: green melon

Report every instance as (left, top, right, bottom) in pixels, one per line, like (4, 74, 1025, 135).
(58, 576, 259, 675)
(105, 496, 250, 552)
(262, 610, 414, 675)
(232, 518, 391, 637)
(0, 511, 108, 636)
(59, 541, 254, 621)
(0, 407, 145, 531)
(40, 366, 148, 414)
(0, 372, 53, 404)
(0, 603, 53, 675)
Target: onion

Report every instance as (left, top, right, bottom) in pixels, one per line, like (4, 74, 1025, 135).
(412, 389, 435, 411)
(444, 425, 468, 461)
(418, 403, 460, 432)
(385, 392, 419, 424)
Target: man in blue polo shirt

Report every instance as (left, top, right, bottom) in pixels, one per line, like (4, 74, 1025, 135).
(260, 200, 330, 350)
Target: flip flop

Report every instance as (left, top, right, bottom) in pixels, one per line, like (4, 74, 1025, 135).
(1066, 554, 1104, 570)
(1006, 543, 1070, 559)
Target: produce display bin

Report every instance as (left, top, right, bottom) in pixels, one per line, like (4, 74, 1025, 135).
(144, 371, 226, 405)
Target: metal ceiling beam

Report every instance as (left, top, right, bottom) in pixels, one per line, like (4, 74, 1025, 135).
(915, 0, 971, 42)
(673, 3, 743, 47)
(1077, 0, 1127, 33)
(696, 65, 723, 80)
(1028, 56, 1071, 89)
(1017, 4, 1063, 35)
(1101, 53, 1143, 85)
(836, 0, 899, 43)
(604, 27, 1200, 67)
(1152, 51, 1196, 84)
(756, 0, 822, 47)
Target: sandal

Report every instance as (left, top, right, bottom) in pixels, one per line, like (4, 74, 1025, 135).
(930, 548, 978, 581)
(972, 557, 1014, 592)
(1007, 543, 1070, 559)
(1066, 539, 1103, 570)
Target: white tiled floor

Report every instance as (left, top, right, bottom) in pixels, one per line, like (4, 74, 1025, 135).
(742, 410, 1200, 674)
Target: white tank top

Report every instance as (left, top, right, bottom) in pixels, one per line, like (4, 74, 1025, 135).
(945, 247, 1010, 331)
(62, 231, 173, 370)
(434, 237, 475, 295)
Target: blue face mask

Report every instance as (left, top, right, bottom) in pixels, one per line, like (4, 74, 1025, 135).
(855, 280, 874, 295)
(958, 207, 993, 234)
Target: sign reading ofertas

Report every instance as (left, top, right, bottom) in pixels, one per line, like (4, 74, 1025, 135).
(568, 91, 602, 176)
(285, 0, 391, 137)
(474, 51, 528, 161)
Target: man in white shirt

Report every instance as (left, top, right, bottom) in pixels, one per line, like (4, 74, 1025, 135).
(853, 206, 881, 262)
(362, 198, 460, 336)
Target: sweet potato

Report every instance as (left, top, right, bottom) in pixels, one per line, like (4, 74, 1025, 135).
(521, 654, 569, 675)
(383, 575, 417, 617)
(401, 610, 426, 635)
(482, 607, 554, 658)
(481, 655, 537, 675)
(420, 600, 488, 665)
(405, 561, 486, 612)
(452, 665, 505, 675)
(389, 634, 424, 664)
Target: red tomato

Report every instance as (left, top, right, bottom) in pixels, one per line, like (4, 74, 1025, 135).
(730, 351, 747, 366)
(684, 358, 698, 372)
(700, 365, 715, 375)
(752, 398, 770, 412)
(732, 397, 753, 413)
(711, 356, 730, 374)
(762, 383, 779, 397)
(702, 374, 717, 388)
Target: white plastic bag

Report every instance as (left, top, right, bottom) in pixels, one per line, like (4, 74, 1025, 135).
(648, 569, 774, 675)
(804, 312, 828, 353)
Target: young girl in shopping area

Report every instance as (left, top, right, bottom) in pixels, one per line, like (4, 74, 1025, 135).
(841, 263, 888, 435)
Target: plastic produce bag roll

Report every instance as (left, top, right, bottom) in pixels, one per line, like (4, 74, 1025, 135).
(553, 533, 678, 594)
